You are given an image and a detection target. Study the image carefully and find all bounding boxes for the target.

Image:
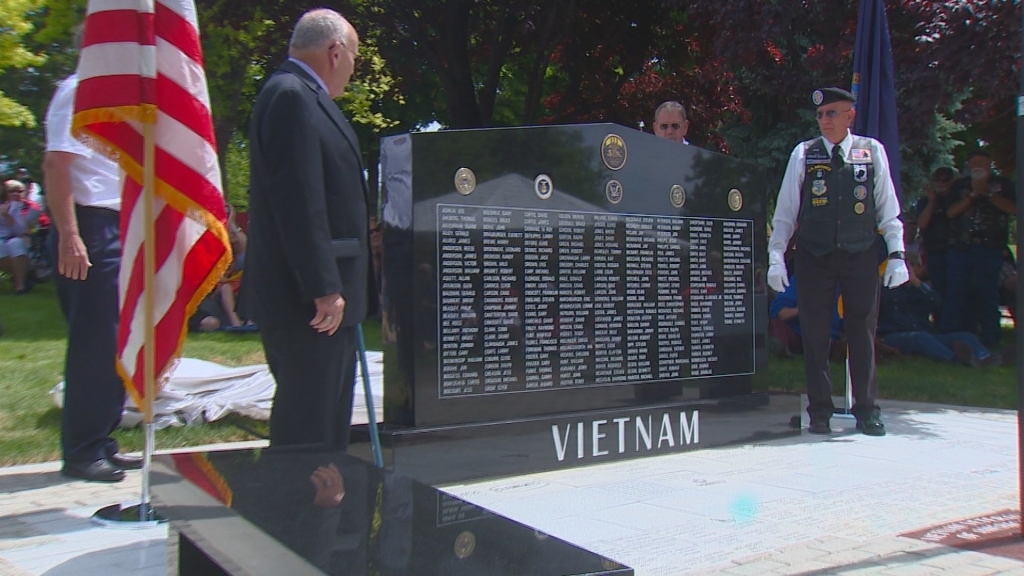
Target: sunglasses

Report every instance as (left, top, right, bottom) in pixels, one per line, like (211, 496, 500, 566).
(816, 108, 852, 120)
(657, 123, 682, 131)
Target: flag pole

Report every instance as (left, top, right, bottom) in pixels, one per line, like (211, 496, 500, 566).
(1016, 0, 1023, 538)
(140, 119, 157, 522)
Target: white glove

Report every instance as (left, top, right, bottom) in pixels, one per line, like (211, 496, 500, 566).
(767, 250, 789, 293)
(883, 259, 909, 288)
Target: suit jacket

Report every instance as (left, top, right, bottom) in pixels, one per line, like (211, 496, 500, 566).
(245, 60, 370, 329)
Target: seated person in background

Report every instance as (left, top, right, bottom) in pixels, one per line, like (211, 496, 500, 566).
(5, 180, 51, 279)
(877, 252, 1002, 366)
(3, 180, 47, 230)
(14, 167, 44, 211)
(768, 273, 845, 361)
(188, 205, 252, 332)
(0, 183, 31, 294)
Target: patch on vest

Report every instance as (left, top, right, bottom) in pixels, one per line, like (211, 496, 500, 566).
(812, 197, 828, 207)
(854, 185, 867, 200)
(854, 202, 866, 214)
(851, 148, 872, 163)
(811, 180, 827, 196)
(806, 163, 831, 175)
(853, 165, 868, 183)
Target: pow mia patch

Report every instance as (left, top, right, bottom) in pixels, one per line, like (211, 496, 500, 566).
(853, 165, 868, 183)
(812, 180, 827, 196)
(854, 185, 868, 200)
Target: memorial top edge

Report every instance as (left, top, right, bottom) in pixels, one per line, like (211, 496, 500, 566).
(379, 123, 768, 178)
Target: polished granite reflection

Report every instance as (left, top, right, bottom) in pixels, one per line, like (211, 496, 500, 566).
(151, 447, 631, 575)
(379, 124, 771, 429)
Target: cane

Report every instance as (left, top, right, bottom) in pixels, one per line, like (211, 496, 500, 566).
(357, 324, 384, 467)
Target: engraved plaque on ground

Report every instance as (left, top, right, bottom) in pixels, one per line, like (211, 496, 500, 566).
(437, 204, 754, 399)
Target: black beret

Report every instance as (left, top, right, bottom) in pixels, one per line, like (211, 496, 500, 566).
(812, 87, 856, 107)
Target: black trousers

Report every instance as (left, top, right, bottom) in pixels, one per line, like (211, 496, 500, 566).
(49, 205, 125, 465)
(795, 241, 880, 422)
(262, 324, 358, 449)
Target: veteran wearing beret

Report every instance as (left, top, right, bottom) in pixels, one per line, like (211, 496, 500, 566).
(767, 87, 908, 436)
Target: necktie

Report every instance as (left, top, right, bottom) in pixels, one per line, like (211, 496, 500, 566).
(831, 144, 844, 169)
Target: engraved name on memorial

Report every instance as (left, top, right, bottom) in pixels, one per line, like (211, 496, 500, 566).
(437, 204, 754, 399)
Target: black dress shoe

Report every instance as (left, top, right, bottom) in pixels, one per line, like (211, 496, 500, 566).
(856, 414, 887, 437)
(107, 452, 143, 470)
(62, 459, 126, 483)
(808, 421, 832, 435)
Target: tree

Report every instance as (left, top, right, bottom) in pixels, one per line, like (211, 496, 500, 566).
(0, 0, 81, 174)
(684, 0, 1021, 203)
(0, 0, 47, 128)
(359, 0, 558, 128)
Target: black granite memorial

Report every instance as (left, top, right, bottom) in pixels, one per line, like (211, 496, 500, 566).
(366, 123, 799, 484)
(151, 447, 630, 575)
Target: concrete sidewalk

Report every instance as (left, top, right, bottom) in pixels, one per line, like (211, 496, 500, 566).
(2, 399, 1023, 575)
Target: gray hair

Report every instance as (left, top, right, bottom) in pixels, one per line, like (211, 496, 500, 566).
(654, 101, 687, 121)
(289, 9, 349, 52)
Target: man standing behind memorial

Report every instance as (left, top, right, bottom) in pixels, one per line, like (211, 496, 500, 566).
(246, 9, 370, 448)
(652, 101, 690, 144)
(767, 87, 907, 437)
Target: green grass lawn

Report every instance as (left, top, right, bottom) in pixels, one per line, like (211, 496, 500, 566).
(0, 281, 1016, 466)
(0, 281, 382, 466)
(763, 347, 1018, 408)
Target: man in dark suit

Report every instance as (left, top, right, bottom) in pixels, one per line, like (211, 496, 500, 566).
(246, 8, 369, 449)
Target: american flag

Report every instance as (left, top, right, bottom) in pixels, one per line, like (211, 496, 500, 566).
(72, 0, 231, 412)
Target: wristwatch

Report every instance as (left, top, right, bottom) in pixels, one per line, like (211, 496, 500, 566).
(887, 251, 906, 260)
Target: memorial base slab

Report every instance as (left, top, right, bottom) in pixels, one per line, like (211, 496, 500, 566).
(350, 392, 800, 485)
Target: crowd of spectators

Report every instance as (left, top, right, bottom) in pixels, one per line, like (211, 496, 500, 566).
(0, 164, 256, 334)
(768, 150, 1016, 368)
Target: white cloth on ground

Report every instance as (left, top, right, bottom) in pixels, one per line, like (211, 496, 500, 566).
(49, 351, 384, 430)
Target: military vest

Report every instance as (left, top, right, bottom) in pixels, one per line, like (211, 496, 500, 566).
(797, 136, 878, 256)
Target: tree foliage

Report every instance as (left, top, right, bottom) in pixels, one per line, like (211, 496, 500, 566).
(685, 0, 1020, 201)
(0, 0, 1017, 209)
(0, 0, 47, 127)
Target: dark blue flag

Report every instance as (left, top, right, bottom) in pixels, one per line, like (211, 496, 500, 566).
(852, 0, 902, 200)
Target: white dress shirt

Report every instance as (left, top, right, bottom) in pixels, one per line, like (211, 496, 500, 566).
(43, 74, 122, 211)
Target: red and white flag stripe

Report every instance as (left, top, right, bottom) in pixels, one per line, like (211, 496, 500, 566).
(73, 0, 231, 408)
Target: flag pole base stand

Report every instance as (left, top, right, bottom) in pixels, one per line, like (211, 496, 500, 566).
(832, 408, 857, 422)
(92, 500, 167, 529)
